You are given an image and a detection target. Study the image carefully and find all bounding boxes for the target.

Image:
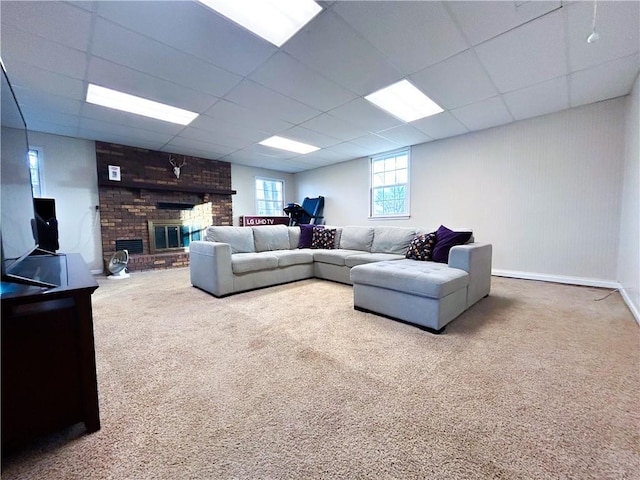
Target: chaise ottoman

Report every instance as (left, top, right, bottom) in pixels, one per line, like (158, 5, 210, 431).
(350, 259, 470, 334)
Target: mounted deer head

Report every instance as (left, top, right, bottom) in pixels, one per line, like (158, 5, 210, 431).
(169, 155, 186, 179)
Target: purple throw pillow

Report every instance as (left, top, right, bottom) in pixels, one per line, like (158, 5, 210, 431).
(432, 225, 472, 263)
(298, 224, 323, 248)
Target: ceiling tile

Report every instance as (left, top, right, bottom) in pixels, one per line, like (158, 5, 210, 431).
(76, 130, 165, 151)
(446, 1, 562, 46)
(1, 24, 88, 80)
(163, 136, 237, 158)
(78, 117, 175, 145)
(412, 112, 469, 139)
(15, 88, 82, 117)
(1, 1, 92, 50)
(80, 104, 187, 136)
(29, 121, 79, 139)
(325, 141, 372, 159)
(65, 2, 95, 13)
(328, 98, 403, 132)
(503, 76, 570, 121)
(183, 116, 268, 144)
(376, 125, 434, 147)
(298, 113, 370, 142)
(474, 10, 567, 93)
(284, 10, 403, 96)
(409, 49, 498, 109)
(159, 145, 233, 162)
(22, 109, 80, 130)
(87, 57, 219, 114)
(350, 134, 401, 154)
(95, 1, 276, 76)
(333, 1, 467, 74)
(570, 54, 640, 107)
(203, 100, 293, 134)
(236, 144, 300, 161)
(298, 148, 347, 164)
(279, 126, 342, 149)
(451, 96, 513, 131)
(566, 0, 640, 72)
(224, 80, 322, 124)
(249, 52, 357, 112)
(4, 60, 85, 101)
(91, 18, 242, 98)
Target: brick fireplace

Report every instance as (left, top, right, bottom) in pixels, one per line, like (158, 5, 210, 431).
(96, 142, 234, 273)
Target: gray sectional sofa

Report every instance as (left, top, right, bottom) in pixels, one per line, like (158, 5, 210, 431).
(189, 224, 492, 332)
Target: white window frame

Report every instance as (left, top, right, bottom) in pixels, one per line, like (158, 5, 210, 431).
(255, 176, 285, 216)
(369, 147, 411, 219)
(28, 147, 43, 198)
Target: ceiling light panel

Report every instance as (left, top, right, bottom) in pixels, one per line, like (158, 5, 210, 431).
(365, 79, 444, 123)
(198, 0, 322, 47)
(86, 84, 198, 125)
(259, 135, 320, 154)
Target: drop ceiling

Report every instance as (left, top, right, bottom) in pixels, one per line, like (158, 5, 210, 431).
(1, 1, 638, 173)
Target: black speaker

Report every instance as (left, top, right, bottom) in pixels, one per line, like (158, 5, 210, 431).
(33, 198, 58, 252)
(33, 198, 56, 220)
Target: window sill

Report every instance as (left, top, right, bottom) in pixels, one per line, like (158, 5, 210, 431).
(368, 215, 411, 221)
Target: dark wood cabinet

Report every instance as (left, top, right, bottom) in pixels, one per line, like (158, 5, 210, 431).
(1, 253, 100, 453)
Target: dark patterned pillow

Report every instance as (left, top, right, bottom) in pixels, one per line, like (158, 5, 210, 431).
(311, 227, 336, 249)
(405, 232, 436, 261)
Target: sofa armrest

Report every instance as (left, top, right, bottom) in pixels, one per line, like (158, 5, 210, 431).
(189, 240, 234, 297)
(448, 243, 492, 308)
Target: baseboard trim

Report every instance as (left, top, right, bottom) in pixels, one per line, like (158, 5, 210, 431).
(91, 269, 104, 275)
(491, 269, 620, 289)
(619, 287, 640, 325)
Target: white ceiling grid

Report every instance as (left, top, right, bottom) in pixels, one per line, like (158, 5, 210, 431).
(0, 0, 638, 173)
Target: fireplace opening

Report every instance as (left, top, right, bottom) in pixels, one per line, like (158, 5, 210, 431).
(148, 220, 204, 254)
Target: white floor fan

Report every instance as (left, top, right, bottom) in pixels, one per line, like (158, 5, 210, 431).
(107, 249, 130, 279)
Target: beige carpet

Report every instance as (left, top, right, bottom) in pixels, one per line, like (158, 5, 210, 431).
(2, 268, 639, 479)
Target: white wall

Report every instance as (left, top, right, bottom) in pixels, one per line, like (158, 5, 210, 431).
(231, 164, 296, 226)
(296, 98, 627, 286)
(617, 74, 640, 322)
(28, 131, 103, 272)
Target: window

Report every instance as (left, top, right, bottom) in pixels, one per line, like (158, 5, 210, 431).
(255, 177, 284, 216)
(370, 148, 410, 218)
(28, 148, 42, 197)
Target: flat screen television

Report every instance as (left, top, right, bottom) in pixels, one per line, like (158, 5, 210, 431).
(1, 60, 60, 288)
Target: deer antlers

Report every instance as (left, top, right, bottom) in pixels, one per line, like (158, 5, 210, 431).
(168, 154, 186, 179)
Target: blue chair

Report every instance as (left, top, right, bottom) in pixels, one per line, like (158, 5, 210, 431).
(284, 196, 324, 226)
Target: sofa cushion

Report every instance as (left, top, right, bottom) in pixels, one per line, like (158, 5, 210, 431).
(406, 232, 436, 261)
(231, 252, 278, 274)
(371, 227, 417, 255)
(270, 249, 314, 267)
(340, 226, 374, 252)
(252, 225, 290, 252)
(350, 259, 469, 299)
(345, 252, 405, 267)
(288, 226, 301, 250)
(313, 249, 363, 266)
(298, 224, 322, 248)
(206, 226, 255, 254)
(311, 228, 336, 249)
(432, 225, 473, 263)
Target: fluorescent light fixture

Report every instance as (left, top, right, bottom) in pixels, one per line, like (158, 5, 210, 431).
(198, 0, 321, 47)
(365, 79, 444, 123)
(86, 84, 198, 125)
(259, 135, 320, 154)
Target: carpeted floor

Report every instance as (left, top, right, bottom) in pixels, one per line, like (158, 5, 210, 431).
(2, 268, 639, 479)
